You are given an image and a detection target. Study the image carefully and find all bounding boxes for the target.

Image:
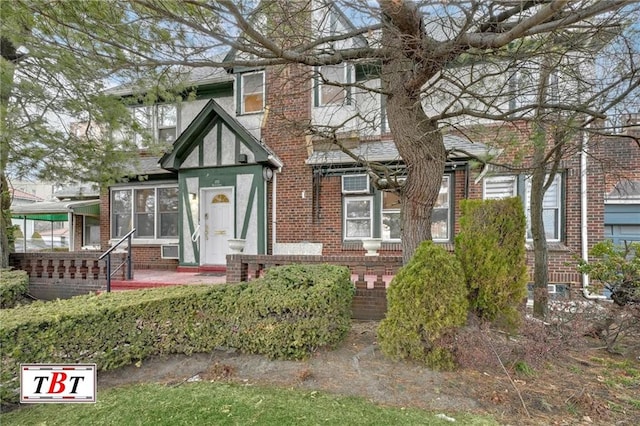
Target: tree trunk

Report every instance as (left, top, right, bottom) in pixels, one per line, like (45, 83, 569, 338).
(0, 37, 18, 269)
(380, 1, 447, 264)
(386, 90, 446, 264)
(530, 129, 550, 319)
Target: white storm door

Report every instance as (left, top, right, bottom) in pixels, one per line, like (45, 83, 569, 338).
(201, 187, 234, 265)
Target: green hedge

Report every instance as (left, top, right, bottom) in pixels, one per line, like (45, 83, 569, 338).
(0, 264, 354, 404)
(0, 269, 29, 309)
(455, 198, 528, 328)
(378, 241, 468, 370)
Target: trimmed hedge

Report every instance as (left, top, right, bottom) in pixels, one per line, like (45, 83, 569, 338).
(455, 198, 528, 328)
(377, 241, 468, 370)
(0, 264, 353, 404)
(0, 269, 29, 309)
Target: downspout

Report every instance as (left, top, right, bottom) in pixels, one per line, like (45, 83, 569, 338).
(271, 170, 277, 254)
(267, 155, 282, 255)
(581, 127, 606, 300)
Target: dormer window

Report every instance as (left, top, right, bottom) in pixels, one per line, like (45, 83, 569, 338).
(239, 71, 265, 114)
(131, 104, 177, 147)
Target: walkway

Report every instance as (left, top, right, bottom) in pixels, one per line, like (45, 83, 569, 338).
(111, 269, 227, 290)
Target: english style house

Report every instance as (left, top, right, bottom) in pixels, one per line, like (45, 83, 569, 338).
(85, 3, 639, 300)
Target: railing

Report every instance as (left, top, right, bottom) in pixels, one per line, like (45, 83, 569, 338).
(98, 228, 136, 292)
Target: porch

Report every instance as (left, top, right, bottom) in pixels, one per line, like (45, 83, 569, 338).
(9, 252, 402, 320)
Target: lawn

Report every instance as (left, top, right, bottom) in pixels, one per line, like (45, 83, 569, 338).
(1, 381, 497, 425)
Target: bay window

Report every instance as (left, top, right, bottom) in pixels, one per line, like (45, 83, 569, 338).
(343, 175, 452, 243)
(111, 185, 178, 240)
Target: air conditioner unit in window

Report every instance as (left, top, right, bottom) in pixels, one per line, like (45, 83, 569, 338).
(161, 245, 179, 259)
(341, 174, 369, 194)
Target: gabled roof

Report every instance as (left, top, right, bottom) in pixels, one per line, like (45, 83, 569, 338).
(306, 135, 496, 165)
(160, 98, 281, 171)
(223, 0, 368, 68)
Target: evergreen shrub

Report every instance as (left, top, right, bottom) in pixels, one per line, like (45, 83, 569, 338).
(0, 264, 353, 404)
(0, 269, 29, 308)
(377, 241, 468, 370)
(455, 198, 528, 328)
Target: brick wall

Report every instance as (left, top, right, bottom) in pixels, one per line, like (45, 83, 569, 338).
(9, 252, 122, 300)
(226, 254, 402, 320)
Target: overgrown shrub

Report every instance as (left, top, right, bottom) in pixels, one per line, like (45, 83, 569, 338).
(0, 269, 29, 309)
(576, 241, 640, 352)
(455, 198, 528, 329)
(577, 240, 640, 307)
(377, 241, 468, 370)
(0, 264, 353, 404)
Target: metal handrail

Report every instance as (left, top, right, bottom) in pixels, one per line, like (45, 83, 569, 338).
(99, 228, 136, 292)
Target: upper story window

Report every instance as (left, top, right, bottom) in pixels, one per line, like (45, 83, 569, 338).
(111, 185, 178, 240)
(315, 64, 352, 106)
(484, 174, 563, 241)
(131, 104, 177, 147)
(239, 71, 265, 114)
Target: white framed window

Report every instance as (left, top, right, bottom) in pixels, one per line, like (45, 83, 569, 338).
(83, 216, 100, 246)
(111, 185, 179, 240)
(381, 191, 401, 241)
(484, 174, 563, 242)
(525, 174, 562, 241)
(344, 196, 373, 240)
(316, 64, 350, 106)
(432, 176, 451, 241)
(342, 174, 369, 194)
(484, 175, 517, 199)
(240, 71, 265, 114)
(131, 104, 177, 147)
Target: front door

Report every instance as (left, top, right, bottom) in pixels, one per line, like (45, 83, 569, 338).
(201, 187, 234, 265)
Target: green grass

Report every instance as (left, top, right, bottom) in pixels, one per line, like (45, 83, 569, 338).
(1, 382, 497, 425)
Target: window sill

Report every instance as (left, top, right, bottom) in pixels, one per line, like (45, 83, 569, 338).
(525, 241, 570, 252)
(109, 238, 179, 246)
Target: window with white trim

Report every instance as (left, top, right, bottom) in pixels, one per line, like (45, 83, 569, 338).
(483, 175, 517, 200)
(111, 185, 179, 240)
(83, 216, 100, 246)
(484, 174, 562, 241)
(381, 191, 401, 241)
(525, 174, 562, 241)
(131, 104, 177, 147)
(344, 197, 373, 239)
(432, 176, 451, 241)
(316, 64, 350, 106)
(240, 71, 265, 114)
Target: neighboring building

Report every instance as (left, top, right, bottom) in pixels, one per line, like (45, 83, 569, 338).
(602, 116, 640, 246)
(93, 2, 638, 300)
(11, 184, 100, 252)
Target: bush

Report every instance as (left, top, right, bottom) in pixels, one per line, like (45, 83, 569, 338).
(577, 240, 640, 307)
(0, 269, 29, 309)
(455, 198, 528, 329)
(576, 241, 640, 352)
(0, 264, 354, 404)
(377, 241, 468, 370)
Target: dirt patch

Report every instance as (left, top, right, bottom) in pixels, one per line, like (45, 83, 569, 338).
(99, 321, 640, 425)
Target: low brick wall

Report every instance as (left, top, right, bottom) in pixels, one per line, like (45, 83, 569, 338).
(9, 252, 127, 300)
(227, 254, 403, 320)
